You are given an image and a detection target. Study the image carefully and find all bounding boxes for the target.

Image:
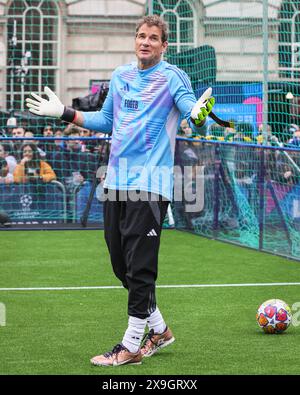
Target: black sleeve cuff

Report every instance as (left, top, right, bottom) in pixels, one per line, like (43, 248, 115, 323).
(61, 106, 76, 123)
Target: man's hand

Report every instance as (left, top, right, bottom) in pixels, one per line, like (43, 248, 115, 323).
(191, 87, 215, 126)
(26, 86, 64, 118)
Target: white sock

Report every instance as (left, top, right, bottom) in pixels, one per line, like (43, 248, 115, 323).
(147, 306, 166, 334)
(122, 316, 147, 353)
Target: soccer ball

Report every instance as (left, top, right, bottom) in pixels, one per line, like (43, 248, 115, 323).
(256, 299, 292, 334)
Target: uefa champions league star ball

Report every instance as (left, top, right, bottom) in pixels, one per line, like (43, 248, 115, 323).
(256, 299, 292, 334)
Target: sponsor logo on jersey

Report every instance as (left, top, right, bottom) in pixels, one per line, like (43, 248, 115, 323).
(124, 99, 139, 110)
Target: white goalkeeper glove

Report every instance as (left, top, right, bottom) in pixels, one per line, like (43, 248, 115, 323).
(191, 87, 215, 126)
(26, 86, 76, 122)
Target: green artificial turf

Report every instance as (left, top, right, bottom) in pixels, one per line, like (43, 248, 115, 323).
(0, 230, 299, 375)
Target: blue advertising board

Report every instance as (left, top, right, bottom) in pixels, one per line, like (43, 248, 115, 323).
(207, 103, 258, 135)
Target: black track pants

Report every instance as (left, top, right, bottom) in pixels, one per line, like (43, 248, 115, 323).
(103, 190, 169, 319)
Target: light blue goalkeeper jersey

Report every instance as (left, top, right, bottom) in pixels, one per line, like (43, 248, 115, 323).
(82, 60, 205, 201)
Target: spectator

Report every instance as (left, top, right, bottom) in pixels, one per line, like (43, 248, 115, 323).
(0, 157, 8, 178)
(92, 131, 110, 161)
(11, 126, 25, 138)
(78, 127, 94, 152)
(43, 125, 54, 137)
(282, 125, 300, 178)
(232, 128, 257, 187)
(0, 142, 17, 184)
(284, 123, 299, 139)
(39, 124, 58, 157)
(24, 130, 47, 158)
(257, 129, 298, 185)
(256, 123, 273, 145)
(50, 125, 97, 190)
(287, 125, 300, 147)
(13, 143, 56, 184)
(50, 125, 98, 220)
(54, 129, 63, 149)
(209, 122, 223, 138)
(11, 126, 26, 160)
(224, 120, 236, 142)
(236, 122, 254, 140)
(24, 130, 35, 143)
(178, 118, 192, 137)
(0, 164, 10, 222)
(273, 155, 296, 185)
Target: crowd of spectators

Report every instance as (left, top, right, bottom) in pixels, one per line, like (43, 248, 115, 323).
(176, 118, 300, 188)
(0, 122, 109, 191)
(0, 121, 111, 223)
(177, 117, 300, 148)
(1, 118, 300, 190)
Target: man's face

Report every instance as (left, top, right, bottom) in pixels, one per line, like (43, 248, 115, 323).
(24, 132, 35, 144)
(79, 129, 91, 137)
(55, 130, 62, 146)
(66, 133, 81, 150)
(12, 127, 25, 138)
(135, 24, 168, 69)
(43, 126, 53, 137)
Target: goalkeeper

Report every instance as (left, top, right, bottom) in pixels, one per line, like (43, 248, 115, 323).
(26, 15, 215, 367)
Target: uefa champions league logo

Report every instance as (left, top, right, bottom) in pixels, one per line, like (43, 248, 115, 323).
(20, 194, 33, 210)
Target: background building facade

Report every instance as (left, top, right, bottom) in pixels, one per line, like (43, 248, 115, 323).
(0, 0, 298, 113)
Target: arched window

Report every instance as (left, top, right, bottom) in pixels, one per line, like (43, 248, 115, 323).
(153, 0, 196, 55)
(279, 0, 300, 79)
(6, 0, 60, 112)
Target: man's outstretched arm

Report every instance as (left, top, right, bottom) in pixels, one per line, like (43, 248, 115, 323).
(26, 86, 84, 126)
(26, 86, 114, 133)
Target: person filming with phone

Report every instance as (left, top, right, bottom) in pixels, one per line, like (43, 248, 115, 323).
(13, 143, 56, 184)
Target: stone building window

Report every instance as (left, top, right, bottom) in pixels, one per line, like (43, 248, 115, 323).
(153, 0, 196, 55)
(6, 0, 60, 111)
(279, 0, 300, 79)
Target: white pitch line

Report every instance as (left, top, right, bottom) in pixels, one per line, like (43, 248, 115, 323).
(0, 282, 300, 292)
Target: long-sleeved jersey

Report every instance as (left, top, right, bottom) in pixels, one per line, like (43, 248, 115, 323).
(82, 60, 205, 201)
